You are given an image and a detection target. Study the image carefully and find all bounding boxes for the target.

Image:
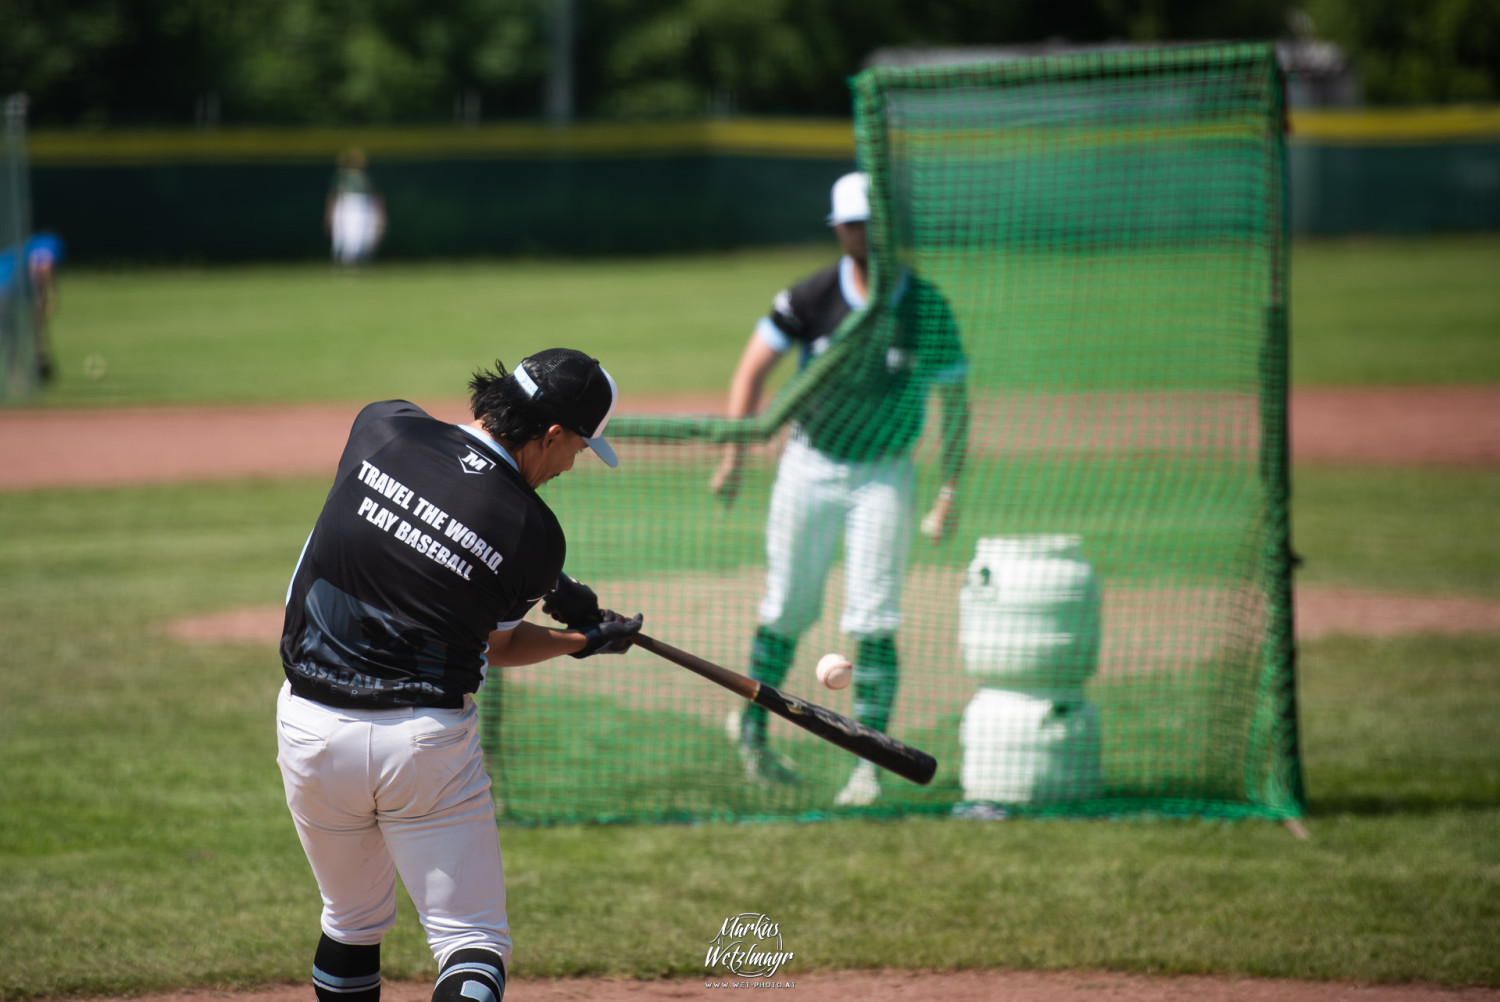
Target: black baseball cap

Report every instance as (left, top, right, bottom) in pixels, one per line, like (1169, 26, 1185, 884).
(511, 348, 619, 467)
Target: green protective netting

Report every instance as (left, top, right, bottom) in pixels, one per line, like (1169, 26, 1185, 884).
(480, 43, 1302, 824)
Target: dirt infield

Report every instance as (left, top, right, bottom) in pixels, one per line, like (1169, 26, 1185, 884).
(158, 586, 1500, 652)
(18, 387, 1500, 1002)
(3, 386, 1497, 491)
(0, 394, 716, 490)
(56, 970, 1500, 1002)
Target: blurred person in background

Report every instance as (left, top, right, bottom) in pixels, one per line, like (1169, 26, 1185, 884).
(710, 172, 970, 807)
(0, 230, 65, 382)
(325, 148, 386, 268)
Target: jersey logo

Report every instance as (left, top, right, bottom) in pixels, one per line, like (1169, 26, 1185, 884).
(458, 449, 496, 475)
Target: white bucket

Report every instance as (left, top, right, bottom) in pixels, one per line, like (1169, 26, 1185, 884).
(958, 534, 1101, 690)
(959, 687, 1103, 803)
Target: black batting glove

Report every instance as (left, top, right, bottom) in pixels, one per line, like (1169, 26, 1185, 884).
(543, 573, 602, 629)
(570, 610, 643, 659)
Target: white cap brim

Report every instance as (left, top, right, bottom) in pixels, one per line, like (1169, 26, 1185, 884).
(584, 366, 619, 467)
(585, 435, 618, 468)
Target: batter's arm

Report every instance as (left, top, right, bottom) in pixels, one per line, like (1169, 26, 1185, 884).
(487, 614, 642, 666)
(709, 333, 784, 505)
(486, 621, 587, 666)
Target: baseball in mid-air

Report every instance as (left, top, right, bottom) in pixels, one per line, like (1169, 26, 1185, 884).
(815, 653, 853, 690)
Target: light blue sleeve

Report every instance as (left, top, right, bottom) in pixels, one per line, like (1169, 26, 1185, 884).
(754, 316, 792, 354)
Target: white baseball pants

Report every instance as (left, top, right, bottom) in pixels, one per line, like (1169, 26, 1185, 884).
(275, 683, 512, 970)
(331, 194, 380, 264)
(758, 433, 915, 638)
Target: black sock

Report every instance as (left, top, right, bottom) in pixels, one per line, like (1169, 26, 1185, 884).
(312, 934, 380, 1002)
(432, 947, 506, 1002)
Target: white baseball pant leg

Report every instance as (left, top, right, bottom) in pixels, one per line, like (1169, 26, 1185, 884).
(759, 435, 846, 637)
(276, 683, 513, 972)
(840, 452, 915, 636)
(759, 435, 915, 638)
(331, 194, 379, 264)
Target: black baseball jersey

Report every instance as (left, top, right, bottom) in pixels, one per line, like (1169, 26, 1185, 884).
(764, 258, 966, 462)
(281, 400, 565, 709)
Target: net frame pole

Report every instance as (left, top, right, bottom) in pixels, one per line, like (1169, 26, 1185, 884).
(850, 43, 1305, 822)
(2, 94, 35, 399)
(1260, 59, 1306, 818)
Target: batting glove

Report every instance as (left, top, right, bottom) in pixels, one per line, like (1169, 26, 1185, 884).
(543, 573, 602, 629)
(571, 610, 643, 658)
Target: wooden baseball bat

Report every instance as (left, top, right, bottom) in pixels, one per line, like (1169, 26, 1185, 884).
(632, 632, 938, 787)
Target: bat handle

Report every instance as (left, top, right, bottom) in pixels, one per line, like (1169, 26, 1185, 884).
(633, 632, 758, 700)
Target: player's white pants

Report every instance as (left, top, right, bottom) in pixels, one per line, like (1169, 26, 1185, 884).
(275, 683, 512, 971)
(759, 432, 915, 638)
(331, 194, 381, 264)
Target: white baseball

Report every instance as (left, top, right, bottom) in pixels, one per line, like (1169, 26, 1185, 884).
(815, 653, 853, 690)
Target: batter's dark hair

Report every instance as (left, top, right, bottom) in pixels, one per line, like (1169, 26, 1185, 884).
(468, 361, 551, 446)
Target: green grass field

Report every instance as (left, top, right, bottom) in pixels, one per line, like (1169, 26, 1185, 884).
(1, 236, 1498, 996)
(29, 247, 833, 407)
(25, 234, 1500, 408)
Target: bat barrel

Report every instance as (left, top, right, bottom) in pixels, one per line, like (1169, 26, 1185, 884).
(634, 632, 938, 787)
(754, 684, 937, 786)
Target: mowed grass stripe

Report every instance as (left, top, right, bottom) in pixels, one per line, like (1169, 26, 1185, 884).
(31, 236, 1500, 409)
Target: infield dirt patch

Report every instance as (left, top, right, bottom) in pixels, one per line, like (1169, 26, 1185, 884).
(47, 970, 1500, 1002)
(161, 585, 1500, 651)
(3, 386, 1497, 491)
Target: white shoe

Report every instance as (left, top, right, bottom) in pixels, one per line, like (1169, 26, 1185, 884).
(835, 760, 881, 806)
(727, 708, 797, 786)
(739, 743, 799, 786)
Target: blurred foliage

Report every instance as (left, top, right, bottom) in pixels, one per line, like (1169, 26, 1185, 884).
(2, 0, 1494, 124)
(1302, 0, 1500, 102)
(0, 0, 547, 125)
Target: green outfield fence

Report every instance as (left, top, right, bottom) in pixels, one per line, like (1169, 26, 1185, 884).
(25, 103, 1500, 263)
(479, 42, 1303, 824)
(1290, 106, 1500, 233)
(28, 121, 856, 261)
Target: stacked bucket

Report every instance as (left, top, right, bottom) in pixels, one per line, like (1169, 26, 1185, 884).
(956, 536, 1104, 808)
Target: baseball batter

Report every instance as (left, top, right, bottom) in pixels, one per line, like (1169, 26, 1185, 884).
(277, 348, 641, 1002)
(711, 172, 969, 806)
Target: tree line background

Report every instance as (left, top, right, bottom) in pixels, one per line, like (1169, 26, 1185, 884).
(2, 0, 1497, 127)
